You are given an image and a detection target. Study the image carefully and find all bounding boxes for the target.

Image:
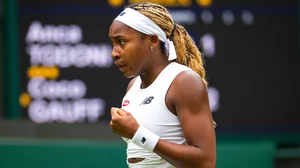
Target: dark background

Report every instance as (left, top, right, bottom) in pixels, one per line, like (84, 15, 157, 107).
(0, 1, 299, 168)
(17, 0, 300, 133)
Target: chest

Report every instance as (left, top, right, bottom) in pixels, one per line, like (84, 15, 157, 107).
(121, 89, 180, 135)
(122, 90, 164, 124)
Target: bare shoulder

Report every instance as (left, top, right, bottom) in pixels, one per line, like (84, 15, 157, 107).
(168, 70, 210, 115)
(171, 70, 207, 99)
(126, 76, 138, 92)
(173, 70, 206, 90)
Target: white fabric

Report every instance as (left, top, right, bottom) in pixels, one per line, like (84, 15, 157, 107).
(132, 125, 160, 151)
(114, 8, 177, 61)
(121, 62, 192, 167)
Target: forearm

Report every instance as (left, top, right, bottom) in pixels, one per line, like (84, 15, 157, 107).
(153, 140, 215, 168)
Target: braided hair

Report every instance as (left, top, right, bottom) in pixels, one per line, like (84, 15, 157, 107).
(128, 2, 208, 87)
(127, 2, 217, 127)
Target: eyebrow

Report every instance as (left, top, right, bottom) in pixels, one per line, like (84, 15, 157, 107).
(109, 35, 126, 40)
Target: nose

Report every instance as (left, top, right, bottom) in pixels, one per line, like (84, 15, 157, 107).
(111, 46, 120, 60)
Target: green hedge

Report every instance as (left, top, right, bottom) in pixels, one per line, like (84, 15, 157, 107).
(216, 141, 275, 168)
(0, 139, 275, 168)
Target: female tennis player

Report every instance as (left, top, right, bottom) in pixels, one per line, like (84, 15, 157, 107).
(109, 2, 216, 168)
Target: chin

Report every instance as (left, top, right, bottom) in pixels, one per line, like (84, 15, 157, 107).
(123, 72, 138, 79)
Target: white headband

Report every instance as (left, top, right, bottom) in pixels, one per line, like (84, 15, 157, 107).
(114, 8, 177, 61)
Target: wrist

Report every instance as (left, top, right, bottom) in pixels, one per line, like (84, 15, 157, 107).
(132, 125, 160, 151)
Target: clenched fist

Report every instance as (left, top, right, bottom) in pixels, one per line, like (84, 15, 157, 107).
(110, 107, 140, 139)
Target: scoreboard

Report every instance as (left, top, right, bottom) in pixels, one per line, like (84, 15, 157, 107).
(17, 0, 299, 133)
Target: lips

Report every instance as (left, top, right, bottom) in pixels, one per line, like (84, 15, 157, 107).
(114, 62, 126, 71)
(115, 63, 125, 67)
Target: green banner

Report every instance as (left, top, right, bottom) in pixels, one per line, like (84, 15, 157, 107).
(3, 0, 20, 119)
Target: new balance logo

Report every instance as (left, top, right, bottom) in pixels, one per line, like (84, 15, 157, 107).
(140, 96, 154, 105)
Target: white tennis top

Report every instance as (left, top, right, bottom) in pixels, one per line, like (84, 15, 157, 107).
(121, 62, 192, 167)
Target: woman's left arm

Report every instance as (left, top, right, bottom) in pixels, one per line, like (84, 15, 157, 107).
(153, 70, 216, 168)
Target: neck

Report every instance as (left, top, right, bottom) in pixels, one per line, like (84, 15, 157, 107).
(140, 55, 170, 89)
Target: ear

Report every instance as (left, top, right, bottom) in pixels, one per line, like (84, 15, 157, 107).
(149, 34, 160, 48)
